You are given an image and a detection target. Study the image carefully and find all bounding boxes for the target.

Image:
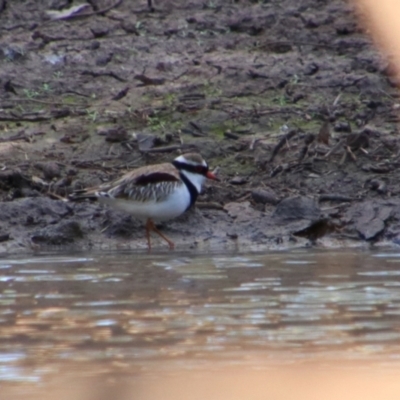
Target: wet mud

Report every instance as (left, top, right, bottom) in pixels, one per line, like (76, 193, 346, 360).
(1, 0, 400, 253)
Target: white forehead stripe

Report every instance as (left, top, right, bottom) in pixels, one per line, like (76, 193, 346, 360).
(174, 154, 207, 167)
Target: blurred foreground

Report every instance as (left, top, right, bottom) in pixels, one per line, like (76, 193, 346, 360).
(3, 361, 400, 400)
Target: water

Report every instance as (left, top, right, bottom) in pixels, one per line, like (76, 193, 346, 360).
(1, 249, 400, 398)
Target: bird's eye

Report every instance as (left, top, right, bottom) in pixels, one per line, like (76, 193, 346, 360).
(196, 166, 204, 173)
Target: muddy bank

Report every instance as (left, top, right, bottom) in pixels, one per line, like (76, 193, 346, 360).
(1, 0, 400, 253)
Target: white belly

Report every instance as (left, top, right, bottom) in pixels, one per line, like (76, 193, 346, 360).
(99, 184, 191, 222)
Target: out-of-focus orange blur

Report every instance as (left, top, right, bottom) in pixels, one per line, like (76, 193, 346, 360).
(3, 362, 400, 400)
(356, 0, 400, 76)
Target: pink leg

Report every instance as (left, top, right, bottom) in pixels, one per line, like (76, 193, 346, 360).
(145, 219, 175, 250)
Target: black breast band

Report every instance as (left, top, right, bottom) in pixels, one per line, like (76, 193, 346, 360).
(179, 172, 199, 210)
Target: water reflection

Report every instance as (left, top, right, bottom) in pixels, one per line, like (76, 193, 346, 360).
(0, 250, 400, 383)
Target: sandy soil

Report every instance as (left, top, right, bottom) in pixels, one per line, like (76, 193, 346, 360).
(1, 0, 400, 253)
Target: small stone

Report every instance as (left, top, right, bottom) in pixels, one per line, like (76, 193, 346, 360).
(97, 126, 128, 142)
(0, 233, 10, 242)
(303, 16, 319, 28)
(229, 176, 247, 185)
(369, 179, 387, 194)
(96, 53, 113, 66)
(251, 189, 279, 205)
(334, 121, 352, 133)
(35, 162, 61, 181)
(90, 26, 109, 38)
(304, 62, 319, 76)
(90, 41, 101, 50)
(121, 21, 139, 35)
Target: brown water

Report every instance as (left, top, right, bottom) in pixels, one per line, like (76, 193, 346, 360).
(2, 249, 400, 398)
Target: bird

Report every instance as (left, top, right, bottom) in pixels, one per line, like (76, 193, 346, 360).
(70, 153, 218, 250)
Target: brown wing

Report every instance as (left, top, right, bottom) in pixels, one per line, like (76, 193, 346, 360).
(70, 163, 183, 202)
(97, 163, 183, 202)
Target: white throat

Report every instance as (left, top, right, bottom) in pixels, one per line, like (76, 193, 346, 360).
(180, 169, 206, 194)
